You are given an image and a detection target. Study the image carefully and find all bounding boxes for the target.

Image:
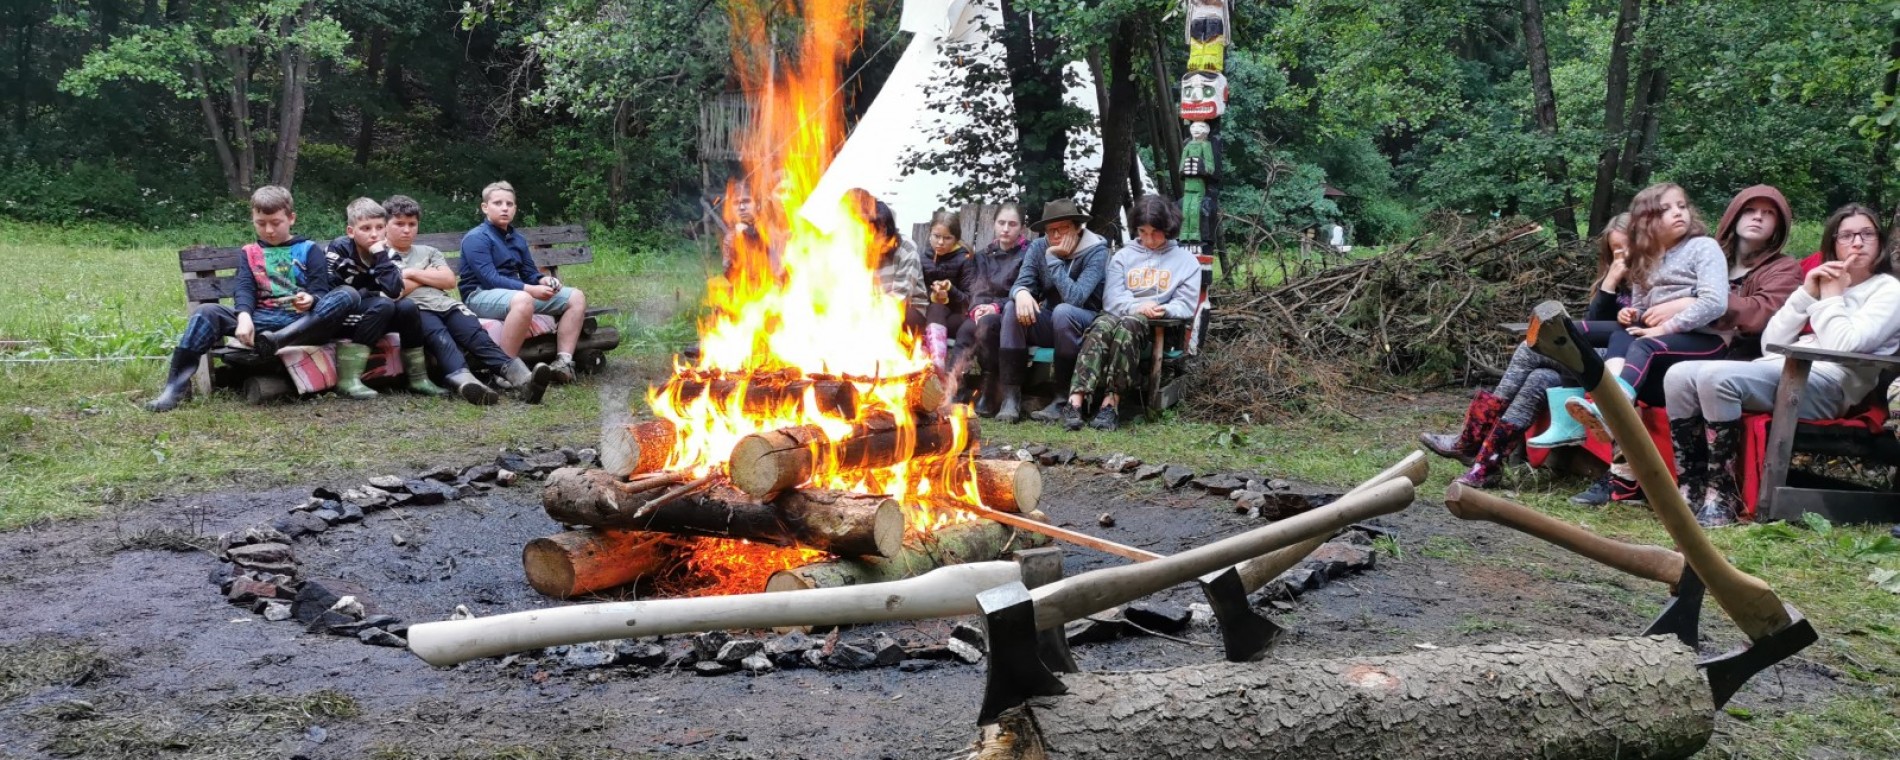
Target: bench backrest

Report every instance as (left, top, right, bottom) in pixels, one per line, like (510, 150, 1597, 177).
(176, 225, 591, 308)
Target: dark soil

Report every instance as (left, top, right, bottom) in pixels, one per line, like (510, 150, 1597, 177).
(0, 453, 1843, 759)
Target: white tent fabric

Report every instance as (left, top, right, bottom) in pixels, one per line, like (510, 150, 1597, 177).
(806, 0, 1147, 235)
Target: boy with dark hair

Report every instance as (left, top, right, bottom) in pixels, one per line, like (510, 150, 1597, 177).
(459, 181, 589, 383)
(323, 197, 443, 399)
(383, 195, 546, 405)
(146, 186, 362, 411)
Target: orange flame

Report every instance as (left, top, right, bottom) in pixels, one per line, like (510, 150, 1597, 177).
(645, 0, 988, 595)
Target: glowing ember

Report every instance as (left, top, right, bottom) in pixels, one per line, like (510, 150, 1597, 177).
(646, 0, 989, 595)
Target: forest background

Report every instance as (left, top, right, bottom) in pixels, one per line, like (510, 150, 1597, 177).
(6, 0, 1900, 249)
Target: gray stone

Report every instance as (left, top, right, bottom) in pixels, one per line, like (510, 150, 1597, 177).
(1022, 445, 1048, 457)
(342, 486, 394, 510)
(716, 640, 764, 665)
(764, 632, 815, 667)
(1102, 454, 1142, 473)
(327, 596, 365, 619)
(825, 643, 878, 670)
(1049, 448, 1076, 465)
(418, 465, 459, 482)
(945, 637, 983, 665)
(1098, 512, 1116, 527)
(1267, 479, 1291, 491)
(1191, 475, 1245, 497)
(562, 642, 618, 669)
(1162, 466, 1196, 489)
(495, 469, 519, 487)
(802, 649, 827, 669)
(869, 635, 905, 667)
(1228, 488, 1257, 502)
(898, 659, 941, 673)
(693, 660, 738, 676)
(575, 448, 599, 466)
(272, 511, 330, 539)
(613, 641, 667, 668)
(1283, 567, 1321, 592)
(1133, 464, 1166, 481)
(307, 610, 357, 635)
(358, 628, 407, 647)
(529, 451, 570, 474)
(496, 450, 534, 473)
(691, 631, 731, 661)
(1064, 615, 1125, 645)
(227, 541, 294, 566)
(950, 622, 986, 651)
(336, 503, 364, 523)
(1307, 542, 1375, 578)
(1124, 603, 1192, 634)
(226, 577, 280, 605)
(1246, 480, 1268, 494)
(461, 464, 499, 483)
(1014, 449, 1036, 462)
(290, 581, 342, 624)
(401, 479, 458, 506)
(368, 475, 407, 491)
(311, 508, 342, 524)
(740, 653, 775, 673)
(262, 601, 293, 622)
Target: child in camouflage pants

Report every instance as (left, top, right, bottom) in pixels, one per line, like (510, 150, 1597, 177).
(1058, 195, 1202, 431)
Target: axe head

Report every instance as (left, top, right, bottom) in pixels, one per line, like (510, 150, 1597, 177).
(1525, 300, 1607, 386)
(1698, 604, 1818, 708)
(1198, 565, 1285, 662)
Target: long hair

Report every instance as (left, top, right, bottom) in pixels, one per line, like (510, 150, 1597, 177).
(1591, 212, 1631, 292)
(1626, 183, 1709, 289)
(929, 210, 964, 257)
(1819, 204, 1893, 276)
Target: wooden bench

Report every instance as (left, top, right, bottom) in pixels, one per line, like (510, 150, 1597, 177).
(1755, 343, 1900, 525)
(176, 224, 621, 403)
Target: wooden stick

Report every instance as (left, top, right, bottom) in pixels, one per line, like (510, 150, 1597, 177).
(765, 515, 1053, 591)
(958, 503, 1159, 563)
(1445, 482, 1685, 588)
(624, 471, 716, 520)
(408, 561, 1027, 666)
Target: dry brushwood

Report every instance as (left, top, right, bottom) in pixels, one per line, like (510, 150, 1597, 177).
(1189, 214, 1592, 421)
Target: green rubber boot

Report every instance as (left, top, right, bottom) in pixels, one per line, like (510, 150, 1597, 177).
(334, 343, 380, 400)
(401, 348, 447, 396)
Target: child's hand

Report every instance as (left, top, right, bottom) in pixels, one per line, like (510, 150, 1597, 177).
(544, 277, 563, 293)
(525, 284, 556, 301)
(235, 314, 256, 347)
(291, 292, 314, 312)
(1617, 307, 1639, 326)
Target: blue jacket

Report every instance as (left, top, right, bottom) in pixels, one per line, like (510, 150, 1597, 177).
(458, 221, 543, 299)
(235, 236, 329, 315)
(1008, 229, 1111, 313)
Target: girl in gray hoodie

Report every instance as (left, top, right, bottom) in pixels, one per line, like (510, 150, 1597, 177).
(1054, 195, 1203, 431)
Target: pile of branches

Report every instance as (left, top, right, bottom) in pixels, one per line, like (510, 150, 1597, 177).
(1189, 214, 1594, 421)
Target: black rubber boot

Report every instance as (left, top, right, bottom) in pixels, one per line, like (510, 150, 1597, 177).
(1668, 417, 1709, 510)
(253, 315, 324, 356)
(996, 348, 1028, 423)
(144, 351, 201, 412)
(974, 373, 1000, 418)
(1698, 419, 1746, 527)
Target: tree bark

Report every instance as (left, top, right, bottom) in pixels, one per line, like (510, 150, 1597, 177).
(986, 637, 1712, 759)
(999, 0, 1075, 207)
(1586, 0, 1643, 236)
(1519, 0, 1579, 242)
(192, 62, 244, 197)
(973, 459, 1042, 513)
(598, 418, 679, 478)
(229, 45, 255, 191)
(270, 2, 314, 187)
(727, 412, 973, 499)
(1874, 19, 1900, 211)
(542, 468, 906, 558)
(1615, 3, 1668, 207)
(1145, 32, 1183, 201)
(763, 513, 1052, 591)
(353, 29, 388, 167)
(1089, 17, 1141, 238)
(522, 529, 681, 599)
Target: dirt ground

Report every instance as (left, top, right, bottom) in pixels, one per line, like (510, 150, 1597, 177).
(0, 448, 1848, 759)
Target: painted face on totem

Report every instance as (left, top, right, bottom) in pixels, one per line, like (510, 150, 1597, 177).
(1180, 72, 1228, 121)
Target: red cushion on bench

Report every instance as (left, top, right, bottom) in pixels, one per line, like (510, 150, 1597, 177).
(1737, 401, 1889, 520)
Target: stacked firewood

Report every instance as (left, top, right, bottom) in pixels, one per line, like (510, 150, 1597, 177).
(524, 368, 1047, 599)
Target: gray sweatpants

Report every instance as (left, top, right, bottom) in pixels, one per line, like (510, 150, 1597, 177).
(1663, 360, 1850, 423)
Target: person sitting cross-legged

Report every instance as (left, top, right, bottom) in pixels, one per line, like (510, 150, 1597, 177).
(1053, 194, 1202, 431)
(995, 198, 1111, 423)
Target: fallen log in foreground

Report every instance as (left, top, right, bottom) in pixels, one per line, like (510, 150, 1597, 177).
(978, 636, 1712, 760)
(543, 468, 905, 558)
(407, 561, 1024, 666)
(765, 513, 1053, 592)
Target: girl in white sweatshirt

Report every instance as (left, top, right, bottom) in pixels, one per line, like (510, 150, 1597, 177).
(1663, 204, 1900, 526)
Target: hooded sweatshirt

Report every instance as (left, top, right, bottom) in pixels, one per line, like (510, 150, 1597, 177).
(1105, 239, 1202, 319)
(1758, 273, 1900, 411)
(1010, 229, 1111, 313)
(1711, 185, 1803, 357)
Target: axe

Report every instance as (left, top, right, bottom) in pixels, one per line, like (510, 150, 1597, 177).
(1525, 300, 1815, 706)
(1444, 482, 1706, 647)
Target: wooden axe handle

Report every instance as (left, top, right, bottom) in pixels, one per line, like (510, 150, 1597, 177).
(1444, 482, 1684, 587)
(1234, 451, 1430, 590)
(1527, 300, 1793, 640)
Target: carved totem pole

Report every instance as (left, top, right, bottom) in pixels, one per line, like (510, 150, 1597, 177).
(1178, 0, 1228, 352)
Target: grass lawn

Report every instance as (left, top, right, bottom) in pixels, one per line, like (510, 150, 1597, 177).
(2, 220, 1897, 756)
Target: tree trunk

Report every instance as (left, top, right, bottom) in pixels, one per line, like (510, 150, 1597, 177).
(727, 412, 973, 499)
(764, 514, 1052, 591)
(13, 4, 33, 138)
(1145, 32, 1183, 200)
(1519, 0, 1578, 243)
(541, 468, 907, 559)
(1586, 0, 1643, 236)
(598, 418, 679, 478)
(999, 0, 1074, 207)
(1089, 18, 1141, 238)
(1621, 66, 1666, 196)
(1615, 3, 1668, 208)
(985, 637, 1713, 759)
(1874, 19, 1900, 211)
(973, 459, 1042, 513)
(353, 30, 388, 167)
(270, 2, 313, 187)
(192, 62, 244, 197)
(229, 46, 255, 192)
(522, 529, 681, 599)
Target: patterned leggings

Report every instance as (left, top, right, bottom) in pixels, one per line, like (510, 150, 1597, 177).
(1069, 314, 1151, 399)
(1492, 343, 1577, 427)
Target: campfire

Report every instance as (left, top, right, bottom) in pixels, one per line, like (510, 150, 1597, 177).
(525, 0, 1047, 600)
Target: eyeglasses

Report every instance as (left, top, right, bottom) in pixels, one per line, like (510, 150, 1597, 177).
(1836, 230, 1879, 243)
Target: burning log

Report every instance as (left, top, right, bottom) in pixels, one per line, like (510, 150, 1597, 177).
(973, 459, 1041, 513)
(542, 468, 905, 558)
(662, 369, 861, 419)
(979, 636, 1713, 759)
(522, 529, 681, 599)
(764, 512, 1053, 592)
(728, 412, 973, 499)
(598, 419, 679, 478)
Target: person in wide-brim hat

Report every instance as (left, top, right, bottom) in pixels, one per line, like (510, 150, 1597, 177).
(1030, 198, 1091, 232)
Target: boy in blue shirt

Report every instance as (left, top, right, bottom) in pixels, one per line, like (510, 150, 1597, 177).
(146, 186, 365, 411)
(457, 181, 589, 384)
